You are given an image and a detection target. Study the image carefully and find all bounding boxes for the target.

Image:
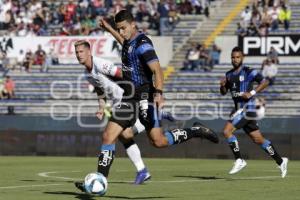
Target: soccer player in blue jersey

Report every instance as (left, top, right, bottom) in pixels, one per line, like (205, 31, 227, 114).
(75, 10, 219, 193)
(220, 46, 288, 177)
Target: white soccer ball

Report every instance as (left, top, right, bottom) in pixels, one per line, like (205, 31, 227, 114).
(84, 172, 108, 196)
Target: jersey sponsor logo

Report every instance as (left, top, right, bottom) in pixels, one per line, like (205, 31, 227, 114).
(239, 75, 244, 82)
(128, 46, 133, 53)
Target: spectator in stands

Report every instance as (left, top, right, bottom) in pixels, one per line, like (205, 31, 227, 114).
(157, 0, 170, 36)
(23, 50, 34, 72)
(240, 6, 252, 28)
(199, 44, 211, 71)
(3, 75, 15, 99)
(178, 0, 193, 15)
(261, 6, 272, 27)
(0, 78, 4, 99)
(209, 43, 222, 70)
(278, 5, 291, 30)
(247, 22, 259, 36)
(16, 50, 25, 71)
(1, 51, 10, 75)
(34, 45, 47, 72)
(259, 23, 269, 36)
(251, 7, 262, 27)
(267, 47, 279, 64)
(261, 57, 278, 85)
(181, 42, 200, 71)
(235, 22, 247, 37)
(268, 5, 280, 31)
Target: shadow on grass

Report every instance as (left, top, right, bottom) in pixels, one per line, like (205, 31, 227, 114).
(45, 191, 169, 199)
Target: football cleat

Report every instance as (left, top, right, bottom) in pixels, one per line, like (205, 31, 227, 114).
(134, 168, 151, 185)
(278, 157, 288, 178)
(74, 181, 86, 192)
(192, 122, 219, 143)
(229, 158, 247, 174)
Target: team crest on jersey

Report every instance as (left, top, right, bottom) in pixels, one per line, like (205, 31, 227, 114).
(239, 75, 244, 81)
(128, 46, 133, 53)
(232, 83, 236, 88)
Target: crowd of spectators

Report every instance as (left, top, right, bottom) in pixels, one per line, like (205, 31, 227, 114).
(236, 0, 292, 37)
(0, 0, 217, 37)
(180, 42, 221, 71)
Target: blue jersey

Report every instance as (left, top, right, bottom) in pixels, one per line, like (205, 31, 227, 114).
(121, 33, 159, 97)
(224, 66, 264, 111)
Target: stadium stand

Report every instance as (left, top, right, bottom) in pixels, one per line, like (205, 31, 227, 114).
(1, 0, 300, 118)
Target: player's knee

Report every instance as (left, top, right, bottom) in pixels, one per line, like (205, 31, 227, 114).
(223, 129, 232, 138)
(102, 131, 114, 144)
(151, 137, 167, 148)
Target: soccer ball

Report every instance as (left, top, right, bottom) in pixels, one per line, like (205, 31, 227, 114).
(84, 172, 108, 196)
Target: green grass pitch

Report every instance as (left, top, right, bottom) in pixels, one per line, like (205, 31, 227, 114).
(0, 156, 299, 200)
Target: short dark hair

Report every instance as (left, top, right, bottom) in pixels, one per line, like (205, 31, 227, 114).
(231, 46, 243, 54)
(74, 40, 90, 49)
(114, 10, 134, 23)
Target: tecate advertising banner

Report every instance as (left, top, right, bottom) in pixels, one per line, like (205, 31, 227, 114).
(0, 36, 121, 63)
(238, 35, 300, 56)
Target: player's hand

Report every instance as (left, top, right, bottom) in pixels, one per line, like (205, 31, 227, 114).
(96, 108, 104, 120)
(98, 18, 110, 30)
(220, 77, 227, 87)
(241, 92, 252, 100)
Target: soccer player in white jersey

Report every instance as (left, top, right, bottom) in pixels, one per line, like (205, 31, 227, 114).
(74, 40, 150, 184)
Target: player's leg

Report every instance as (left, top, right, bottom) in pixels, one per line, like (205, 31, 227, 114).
(119, 126, 151, 184)
(247, 126, 288, 178)
(98, 121, 123, 177)
(223, 117, 247, 174)
(75, 121, 123, 192)
(142, 104, 218, 147)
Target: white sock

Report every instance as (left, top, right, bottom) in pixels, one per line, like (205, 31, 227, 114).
(126, 143, 145, 172)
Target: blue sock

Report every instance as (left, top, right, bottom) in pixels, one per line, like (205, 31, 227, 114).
(100, 144, 115, 151)
(164, 131, 174, 145)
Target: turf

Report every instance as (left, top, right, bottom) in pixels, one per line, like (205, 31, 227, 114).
(0, 156, 299, 200)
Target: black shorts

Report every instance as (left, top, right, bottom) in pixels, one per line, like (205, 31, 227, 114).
(229, 109, 259, 134)
(109, 95, 161, 130)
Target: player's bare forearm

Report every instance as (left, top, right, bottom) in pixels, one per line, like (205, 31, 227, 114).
(220, 86, 227, 95)
(107, 27, 124, 45)
(255, 79, 269, 93)
(148, 61, 164, 90)
(99, 18, 124, 45)
(98, 98, 106, 111)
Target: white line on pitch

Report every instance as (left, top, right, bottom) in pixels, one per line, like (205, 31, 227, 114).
(38, 171, 81, 181)
(0, 184, 63, 189)
(38, 171, 286, 183)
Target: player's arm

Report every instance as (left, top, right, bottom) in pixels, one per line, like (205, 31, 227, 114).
(241, 70, 269, 99)
(220, 76, 228, 95)
(97, 60, 123, 78)
(94, 87, 106, 120)
(99, 18, 124, 45)
(137, 41, 164, 107)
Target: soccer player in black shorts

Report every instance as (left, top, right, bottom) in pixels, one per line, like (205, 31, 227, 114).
(220, 46, 288, 177)
(75, 10, 219, 193)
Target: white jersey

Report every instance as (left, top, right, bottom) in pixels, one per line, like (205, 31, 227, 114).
(85, 57, 124, 106)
